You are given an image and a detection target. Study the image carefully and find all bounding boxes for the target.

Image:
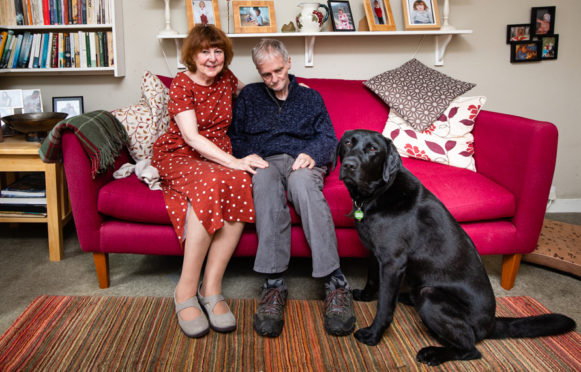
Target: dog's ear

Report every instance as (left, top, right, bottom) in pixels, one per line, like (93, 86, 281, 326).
(382, 137, 401, 183)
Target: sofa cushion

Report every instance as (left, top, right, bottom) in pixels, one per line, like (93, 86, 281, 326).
(296, 77, 389, 138)
(404, 157, 516, 222)
(111, 71, 170, 162)
(364, 59, 475, 131)
(384, 96, 486, 172)
(98, 175, 170, 224)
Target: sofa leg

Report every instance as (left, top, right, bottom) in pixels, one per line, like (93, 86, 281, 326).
(501, 253, 522, 290)
(93, 252, 110, 289)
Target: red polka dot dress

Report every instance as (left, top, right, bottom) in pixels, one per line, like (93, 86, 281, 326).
(152, 70, 254, 245)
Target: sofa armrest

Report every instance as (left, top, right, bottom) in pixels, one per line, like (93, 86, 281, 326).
(61, 131, 130, 253)
(472, 110, 558, 253)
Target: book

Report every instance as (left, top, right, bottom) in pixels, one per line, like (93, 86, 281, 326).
(106, 30, 113, 67)
(11, 33, 24, 68)
(1, 174, 46, 197)
(0, 204, 47, 213)
(40, 32, 50, 67)
(0, 210, 47, 217)
(17, 31, 33, 68)
(78, 30, 86, 67)
(63, 32, 71, 67)
(88, 31, 96, 67)
(14, 0, 25, 25)
(0, 196, 47, 205)
(0, 30, 15, 68)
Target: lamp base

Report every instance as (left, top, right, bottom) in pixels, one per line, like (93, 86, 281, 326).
(158, 27, 179, 36)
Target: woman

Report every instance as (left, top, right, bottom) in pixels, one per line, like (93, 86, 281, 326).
(152, 25, 267, 338)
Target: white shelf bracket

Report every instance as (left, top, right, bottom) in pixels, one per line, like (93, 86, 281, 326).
(305, 36, 316, 67)
(434, 34, 453, 66)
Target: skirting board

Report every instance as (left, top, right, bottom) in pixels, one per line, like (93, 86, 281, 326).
(546, 198, 581, 213)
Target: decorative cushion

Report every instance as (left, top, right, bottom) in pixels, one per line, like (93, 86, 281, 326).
(383, 96, 486, 171)
(364, 59, 476, 131)
(111, 71, 170, 161)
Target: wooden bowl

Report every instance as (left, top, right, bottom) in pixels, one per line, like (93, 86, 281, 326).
(1, 112, 67, 134)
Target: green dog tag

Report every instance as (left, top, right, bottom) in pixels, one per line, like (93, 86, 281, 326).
(354, 209, 364, 221)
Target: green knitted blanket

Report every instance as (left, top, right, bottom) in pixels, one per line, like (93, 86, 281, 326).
(39, 110, 129, 177)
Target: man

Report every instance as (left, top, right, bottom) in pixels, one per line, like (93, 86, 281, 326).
(228, 39, 355, 338)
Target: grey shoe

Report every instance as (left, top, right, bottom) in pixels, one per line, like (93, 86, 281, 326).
(197, 292, 236, 333)
(174, 291, 210, 338)
(324, 276, 356, 336)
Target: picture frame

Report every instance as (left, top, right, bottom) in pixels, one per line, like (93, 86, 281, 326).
(52, 96, 84, 118)
(401, 0, 440, 31)
(233, 1, 276, 34)
(364, 0, 395, 31)
(328, 1, 356, 31)
(22, 89, 43, 114)
(510, 40, 541, 63)
(186, 0, 221, 31)
(506, 24, 531, 44)
(540, 34, 559, 60)
(531, 6, 555, 37)
(0, 89, 24, 110)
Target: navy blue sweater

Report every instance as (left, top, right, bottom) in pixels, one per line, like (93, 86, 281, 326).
(228, 75, 338, 167)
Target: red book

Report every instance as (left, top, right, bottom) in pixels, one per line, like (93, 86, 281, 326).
(43, 0, 50, 25)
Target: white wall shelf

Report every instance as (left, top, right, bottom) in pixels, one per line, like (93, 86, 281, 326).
(158, 30, 472, 67)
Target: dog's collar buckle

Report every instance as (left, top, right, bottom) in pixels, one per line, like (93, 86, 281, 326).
(353, 202, 364, 221)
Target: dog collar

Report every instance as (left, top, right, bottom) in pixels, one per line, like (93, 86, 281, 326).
(353, 201, 364, 221)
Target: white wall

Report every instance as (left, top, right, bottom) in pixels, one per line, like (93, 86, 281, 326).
(1, 0, 580, 200)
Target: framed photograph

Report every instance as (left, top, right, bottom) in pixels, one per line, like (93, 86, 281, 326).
(510, 40, 541, 63)
(0, 89, 24, 109)
(328, 1, 356, 31)
(531, 6, 555, 37)
(22, 89, 43, 113)
(401, 0, 440, 31)
(540, 34, 559, 60)
(506, 24, 531, 44)
(364, 0, 395, 31)
(233, 1, 276, 34)
(52, 96, 84, 118)
(186, 0, 221, 31)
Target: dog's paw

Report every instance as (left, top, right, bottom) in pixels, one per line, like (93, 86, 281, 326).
(353, 289, 375, 302)
(354, 327, 381, 346)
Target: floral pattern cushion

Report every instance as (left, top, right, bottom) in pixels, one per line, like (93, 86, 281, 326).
(383, 96, 487, 172)
(111, 71, 170, 161)
(364, 59, 476, 131)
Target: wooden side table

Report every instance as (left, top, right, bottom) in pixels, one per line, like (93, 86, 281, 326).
(0, 135, 71, 261)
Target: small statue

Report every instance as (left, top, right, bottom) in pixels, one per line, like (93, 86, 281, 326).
(281, 21, 297, 33)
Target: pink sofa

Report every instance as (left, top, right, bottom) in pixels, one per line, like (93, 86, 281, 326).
(60, 77, 558, 290)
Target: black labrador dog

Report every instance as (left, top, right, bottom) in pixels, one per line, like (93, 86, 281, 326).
(334, 129, 576, 366)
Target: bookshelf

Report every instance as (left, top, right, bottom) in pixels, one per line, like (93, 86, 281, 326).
(0, 0, 125, 77)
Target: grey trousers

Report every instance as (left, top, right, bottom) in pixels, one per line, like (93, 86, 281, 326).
(252, 154, 340, 278)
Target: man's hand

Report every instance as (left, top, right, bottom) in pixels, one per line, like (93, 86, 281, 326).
(292, 153, 315, 170)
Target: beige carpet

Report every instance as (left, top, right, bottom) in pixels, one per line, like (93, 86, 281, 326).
(524, 219, 581, 277)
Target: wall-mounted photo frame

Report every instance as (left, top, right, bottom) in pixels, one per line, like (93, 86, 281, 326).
(510, 40, 541, 63)
(531, 6, 555, 37)
(186, 0, 221, 31)
(233, 1, 276, 34)
(540, 34, 558, 60)
(52, 96, 84, 118)
(401, 0, 440, 31)
(364, 0, 395, 31)
(0, 89, 24, 110)
(328, 1, 356, 31)
(22, 89, 43, 113)
(506, 24, 531, 44)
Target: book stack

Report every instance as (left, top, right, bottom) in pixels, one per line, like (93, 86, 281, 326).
(0, 173, 47, 217)
(0, 30, 114, 69)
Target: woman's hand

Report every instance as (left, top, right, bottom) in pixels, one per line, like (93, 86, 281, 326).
(228, 154, 268, 174)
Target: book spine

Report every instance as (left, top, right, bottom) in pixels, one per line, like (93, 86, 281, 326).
(97, 31, 104, 67)
(0, 31, 15, 68)
(78, 31, 86, 67)
(10, 34, 23, 68)
(14, 0, 24, 25)
(63, 32, 71, 67)
(88, 31, 96, 67)
(42, 0, 50, 24)
(41, 32, 50, 67)
(0, 31, 8, 63)
(19, 31, 33, 68)
(73, 32, 80, 66)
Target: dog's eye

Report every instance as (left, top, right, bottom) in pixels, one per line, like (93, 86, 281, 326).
(344, 140, 352, 148)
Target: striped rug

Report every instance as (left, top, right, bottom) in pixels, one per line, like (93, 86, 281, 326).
(0, 296, 579, 371)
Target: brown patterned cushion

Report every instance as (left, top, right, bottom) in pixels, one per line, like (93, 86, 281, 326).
(364, 59, 476, 131)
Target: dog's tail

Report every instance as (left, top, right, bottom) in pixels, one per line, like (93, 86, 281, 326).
(489, 315, 576, 339)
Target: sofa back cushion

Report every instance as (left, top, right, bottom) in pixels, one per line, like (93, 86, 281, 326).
(296, 77, 389, 139)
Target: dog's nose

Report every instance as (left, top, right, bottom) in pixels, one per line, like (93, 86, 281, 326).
(341, 158, 358, 171)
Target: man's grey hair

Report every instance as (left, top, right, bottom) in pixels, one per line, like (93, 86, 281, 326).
(251, 39, 289, 66)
